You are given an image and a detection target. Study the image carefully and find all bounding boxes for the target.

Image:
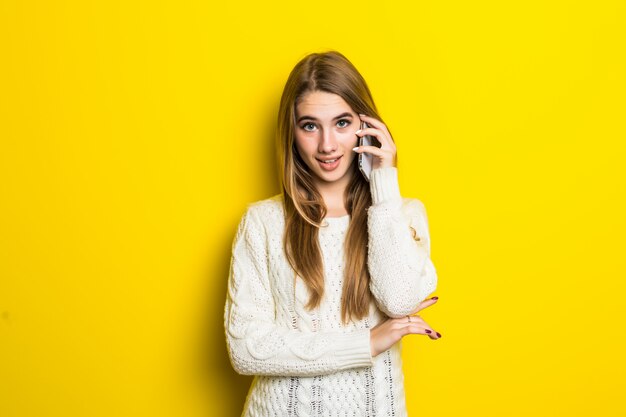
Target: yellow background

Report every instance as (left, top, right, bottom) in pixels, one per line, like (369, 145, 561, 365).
(1, 1, 625, 416)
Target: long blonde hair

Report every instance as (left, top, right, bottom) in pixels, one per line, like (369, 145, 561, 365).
(276, 50, 392, 324)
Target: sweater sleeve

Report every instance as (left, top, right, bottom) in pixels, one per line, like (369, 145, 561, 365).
(367, 167, 438, 318)
(224, 204, 374, 377)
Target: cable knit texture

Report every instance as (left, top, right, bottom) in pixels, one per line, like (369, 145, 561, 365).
(224, 166, 438, 417)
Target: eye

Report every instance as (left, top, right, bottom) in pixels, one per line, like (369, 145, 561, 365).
(337, 119, 351, 128)
(301, 122, 316, 132)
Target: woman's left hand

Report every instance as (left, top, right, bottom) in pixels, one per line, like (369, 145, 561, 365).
(352, 114, 397, 169)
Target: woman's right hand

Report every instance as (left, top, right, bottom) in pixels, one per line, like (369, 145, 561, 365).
(370, 297, 441, 357)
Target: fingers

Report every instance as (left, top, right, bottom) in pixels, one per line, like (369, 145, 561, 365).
(353, 114, 397, 170)
(390, 315, 442, 340)
(358, 114, 395, 147)
(407, 296, 442, 339)
(355, 126, 395, 152)
(402, 324, 437, 339)
(370, 309, 442, 356)
(406, 316, 441, 340)
(352, 145, 386, 157)
(352, 144, 396, 170)
(409, 296, 439, 315)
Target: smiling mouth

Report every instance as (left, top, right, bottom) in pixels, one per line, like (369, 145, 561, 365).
(316, 155, 343, 164)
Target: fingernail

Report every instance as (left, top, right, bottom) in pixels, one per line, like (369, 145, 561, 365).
(355, 129, 362, 134)
(425, 329, 432, 334)
(436, 332, 441, 338)
(431, 296, 438, 300)
(359, 113, 366, 117)
(352, 147, 359, 152)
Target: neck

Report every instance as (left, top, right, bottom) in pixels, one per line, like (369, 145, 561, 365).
(313, 172, 353, 217)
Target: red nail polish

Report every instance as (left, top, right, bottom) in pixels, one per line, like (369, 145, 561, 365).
(425, 329, 432, 333)
(431, 296, 438, 300)
(436, 332, 441, 338)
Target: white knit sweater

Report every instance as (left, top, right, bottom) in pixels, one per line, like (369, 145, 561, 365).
(224, 167, 438, 417)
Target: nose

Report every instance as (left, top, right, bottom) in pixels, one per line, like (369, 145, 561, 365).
(318, 128, 338, 154)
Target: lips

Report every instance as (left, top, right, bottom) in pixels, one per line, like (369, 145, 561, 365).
(316, 155, 343, 171)
(316, 155, 343, 162)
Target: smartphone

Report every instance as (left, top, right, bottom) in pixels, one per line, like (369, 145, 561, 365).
(357, 121, 381, 181)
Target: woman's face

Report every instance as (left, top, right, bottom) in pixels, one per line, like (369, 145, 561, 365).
(293, 90, 360, 189)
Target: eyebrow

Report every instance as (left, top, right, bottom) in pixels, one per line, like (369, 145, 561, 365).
(296, 112, 354, 123)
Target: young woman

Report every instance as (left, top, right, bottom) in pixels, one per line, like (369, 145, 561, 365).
(224, 50, 440, 417)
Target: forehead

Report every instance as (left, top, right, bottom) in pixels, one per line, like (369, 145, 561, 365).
(295, 91, 353, 118)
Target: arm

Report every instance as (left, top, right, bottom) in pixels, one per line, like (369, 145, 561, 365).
(224, 204, 373, 377)
(367, 167, 438, 318)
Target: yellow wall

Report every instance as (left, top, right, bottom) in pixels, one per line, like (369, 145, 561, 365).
(1, 1, 625, 416)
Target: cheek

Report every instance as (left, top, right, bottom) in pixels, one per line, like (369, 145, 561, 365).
(340, 132, 359, 148)
(294, 133, 316, 152)
(293, 135, 312, 159)
(341, 135, 358, 162)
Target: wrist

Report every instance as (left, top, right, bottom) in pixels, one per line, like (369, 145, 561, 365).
(369, 166, 402, 205)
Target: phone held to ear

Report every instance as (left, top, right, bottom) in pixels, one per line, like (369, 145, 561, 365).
(357, 121, 381, 182)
